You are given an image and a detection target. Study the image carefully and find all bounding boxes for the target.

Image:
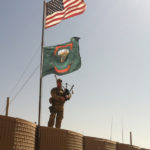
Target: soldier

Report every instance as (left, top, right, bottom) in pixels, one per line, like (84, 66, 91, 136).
(48, 79, 71, 128)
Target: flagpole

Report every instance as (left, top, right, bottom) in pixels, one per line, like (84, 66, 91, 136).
(38, 0, 46, 127)
(36, 1, 46, 149)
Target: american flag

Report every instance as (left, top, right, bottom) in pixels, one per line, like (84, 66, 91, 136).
(45, 0, 86, 29)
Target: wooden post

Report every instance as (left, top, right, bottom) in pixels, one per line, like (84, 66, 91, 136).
(5, 97, 9, 116)
(130, 132, 132, 145)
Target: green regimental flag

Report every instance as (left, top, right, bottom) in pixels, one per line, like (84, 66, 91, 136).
(42, 37, 81, 77)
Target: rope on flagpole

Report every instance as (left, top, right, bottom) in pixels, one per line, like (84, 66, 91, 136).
(0, 101, 7, 114)
(0, 45, 40, 114)
(8, 45, 41, 98)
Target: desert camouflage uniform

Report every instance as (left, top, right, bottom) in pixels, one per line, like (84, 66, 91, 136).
(48, 87, 65, 128)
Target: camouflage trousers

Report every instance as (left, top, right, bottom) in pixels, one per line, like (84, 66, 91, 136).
(48, 110, 64, 128)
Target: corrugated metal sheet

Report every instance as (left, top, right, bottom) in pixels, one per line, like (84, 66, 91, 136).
(116, 143, 141, 150)
(0, 115, 16, 150)
(83, 136, 116, 150)
(39, 127, 83, 150)
(0, 115, 36, 150)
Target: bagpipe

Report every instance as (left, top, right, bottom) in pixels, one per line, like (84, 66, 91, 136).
(55, 75, 74, 100)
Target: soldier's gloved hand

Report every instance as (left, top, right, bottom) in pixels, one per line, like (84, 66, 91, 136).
(60, 96, 65, 102)
(65, 95, 71, 100)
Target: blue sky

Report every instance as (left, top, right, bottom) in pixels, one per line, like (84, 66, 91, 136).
(0, 0, 150, 148)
